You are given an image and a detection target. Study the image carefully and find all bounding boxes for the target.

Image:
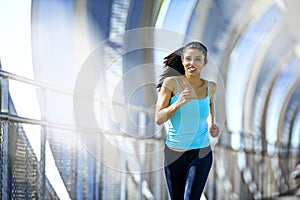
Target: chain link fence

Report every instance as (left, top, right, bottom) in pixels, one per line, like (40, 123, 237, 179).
(0, 120, 59, 199)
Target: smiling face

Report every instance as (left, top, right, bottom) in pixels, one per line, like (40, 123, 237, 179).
(182, 48, 207, 77)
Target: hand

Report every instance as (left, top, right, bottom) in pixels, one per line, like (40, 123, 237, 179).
(177, 87, 192, 107)
(209, 124, 220, 137)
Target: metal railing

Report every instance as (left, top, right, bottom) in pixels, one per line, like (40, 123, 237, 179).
(0, 69, 166, 199)
(2, 68, 299, 199)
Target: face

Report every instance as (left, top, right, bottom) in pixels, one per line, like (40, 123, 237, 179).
(182, 48, 207, 76)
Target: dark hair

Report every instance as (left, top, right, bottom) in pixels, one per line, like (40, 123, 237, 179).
(156, 41, 208, 91)
(182, 41, 207, 58)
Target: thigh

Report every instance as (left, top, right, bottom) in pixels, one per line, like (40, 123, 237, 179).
(164, 147, 187, 200)
(184, 150, 213, 200)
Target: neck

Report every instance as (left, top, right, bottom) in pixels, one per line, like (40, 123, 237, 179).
(184, 74, 202, 87)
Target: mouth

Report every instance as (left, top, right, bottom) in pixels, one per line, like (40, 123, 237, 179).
(187, 66, 197, 73)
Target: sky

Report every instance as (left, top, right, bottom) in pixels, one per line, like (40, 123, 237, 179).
(0, 0, 70, 199)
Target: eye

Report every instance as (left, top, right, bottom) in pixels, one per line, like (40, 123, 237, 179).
(185, 57, 191, 61)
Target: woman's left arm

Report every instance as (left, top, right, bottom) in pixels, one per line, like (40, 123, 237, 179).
(208, 82, 220, 137)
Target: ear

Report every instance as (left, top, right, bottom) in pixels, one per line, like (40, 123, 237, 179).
(204, 58, 208, 65)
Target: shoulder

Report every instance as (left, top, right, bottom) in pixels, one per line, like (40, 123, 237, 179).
(205, 80, 217, 94)
(161, 76, 179, 94)
(162, 76, 179, 88)
(209, 81, 217, 91)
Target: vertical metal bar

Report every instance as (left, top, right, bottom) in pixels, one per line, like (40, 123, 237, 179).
(154, 142, 161, 200)
(1, 76, 10, 199)
(36, 161, 41, 199)
(0, 76, 9, 113)
(138, 112, 146, 200)
(74, 141, 80, 199)
(154, 122, 162, 200)
(93, 158, 99, 200)
(40, 126, 47, 200)
(2, 120, 9, 199)
(101, 161, 107, 199)
(99, 135, 103, 200)
(120, 147, 126, 200)
(71, 139, 77, 199)
(38, 88, 47, 200)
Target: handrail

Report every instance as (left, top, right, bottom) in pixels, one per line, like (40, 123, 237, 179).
(0, 69, 160, 140)
(0, 69, 153, 114)
(0, 112, 73, 130)
(0, 112, 162, 141)
(0, 69, 73, 96)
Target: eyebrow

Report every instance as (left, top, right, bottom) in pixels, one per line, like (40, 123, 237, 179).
(185, 55, 203, 58)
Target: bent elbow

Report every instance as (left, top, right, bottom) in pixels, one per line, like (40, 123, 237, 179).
(155, 116, 163, 125)
(156, 121, 163, 126)
(155, 118, 162, 125)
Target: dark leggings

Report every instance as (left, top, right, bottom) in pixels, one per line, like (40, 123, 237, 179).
(164, 145, 213, 200)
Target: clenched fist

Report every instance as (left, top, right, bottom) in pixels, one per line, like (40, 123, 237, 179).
(177, 87, 192, 107)
(209, 124, 220, 137)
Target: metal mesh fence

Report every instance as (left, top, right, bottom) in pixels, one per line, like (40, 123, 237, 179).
(47, 128, 102, 199)
(0, 120, 59, 199)
(210, 136, 300, 199)
(10, 122, 37, 199)
(47, 128, 167, 200)
(0, 115, 167, 199)
(1, 120, 300, 199)
(0, 120, 5, 198)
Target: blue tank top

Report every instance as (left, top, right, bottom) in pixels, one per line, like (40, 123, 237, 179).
(166, 78, 211, 150)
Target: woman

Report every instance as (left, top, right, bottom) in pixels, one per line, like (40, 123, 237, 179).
(155, 41, 220, 200)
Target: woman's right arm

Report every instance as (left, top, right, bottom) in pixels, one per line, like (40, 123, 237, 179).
(155, 77, 191, 125)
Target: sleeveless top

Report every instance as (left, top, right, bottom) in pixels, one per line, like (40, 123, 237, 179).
(166, 78, 211, 150)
